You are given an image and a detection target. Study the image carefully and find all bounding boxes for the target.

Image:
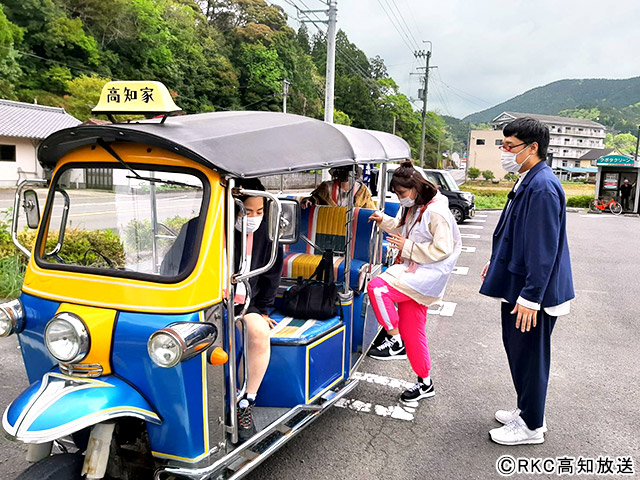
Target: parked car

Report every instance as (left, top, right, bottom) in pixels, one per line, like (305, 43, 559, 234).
(370, 165, 476, 223)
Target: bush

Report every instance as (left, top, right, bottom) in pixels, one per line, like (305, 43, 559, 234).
(0, 254, 26, 300)
(566, 195, 593, 208)
(504, 173, 519, 182)
(468, 167, 480, 180)
(481, 170, 495, 181)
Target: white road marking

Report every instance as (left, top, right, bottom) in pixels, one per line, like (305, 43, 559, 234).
(335, 398, 415, 422)
(452, 266, 469, 275)
(353, 372, 414, 390)
(460, 233, 480, 239)
(474, 214, 488, 218)
(466, 219, 486, 223)
(428, 301, 457, 317)
(461, 246, 476, 253)
(458, 225, 484, 229)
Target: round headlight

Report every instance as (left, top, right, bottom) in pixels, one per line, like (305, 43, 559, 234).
(0, 299, 25, 337)
(45, 313, 90, 363)
(148, 331, 184, 368)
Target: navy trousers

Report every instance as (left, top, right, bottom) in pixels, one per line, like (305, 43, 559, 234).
(501, 302, 557, 430)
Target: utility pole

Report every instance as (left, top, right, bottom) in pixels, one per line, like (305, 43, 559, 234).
(298, 1, 337, 124)
(392, 115, 396, 135)
(412, 42, 434, 167)
(282, 79, 290, 113)
(324, 1, 337, 123)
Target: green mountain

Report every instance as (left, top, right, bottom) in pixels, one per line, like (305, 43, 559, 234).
(463, 77, 640, 133)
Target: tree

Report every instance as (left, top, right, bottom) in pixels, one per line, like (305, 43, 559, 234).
(0, 4, 23, 99)
(605, 132, 638, 155)
(504, 172, 519, 182)
(481, 170, 495, 181)
(468, 167, 480, 180)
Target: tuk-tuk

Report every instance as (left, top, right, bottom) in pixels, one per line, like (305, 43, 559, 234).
(0, 82, 410, 479)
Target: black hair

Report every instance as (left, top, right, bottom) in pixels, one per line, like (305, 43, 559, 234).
(389, 160, 438, 225)
(503, 117, 549, 160)
(236, 177, 265, 203)
(329, 165, 362, 183)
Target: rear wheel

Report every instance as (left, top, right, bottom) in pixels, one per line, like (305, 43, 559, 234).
(15, 453, 84, 480)
(450, 206, 464, 224)
(610, 202, 623, 215)
(588, 199, 599, 213)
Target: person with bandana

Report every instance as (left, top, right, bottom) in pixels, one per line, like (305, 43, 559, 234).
(301, 165, 376, 209)
(480, 117, 574, 446)
(233, 178, 284, 443)
(366, 161, 461, 404)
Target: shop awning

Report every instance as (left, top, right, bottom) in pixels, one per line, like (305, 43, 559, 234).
(557, 167, 598, 173)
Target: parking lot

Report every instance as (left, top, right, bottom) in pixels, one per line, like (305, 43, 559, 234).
(0, 209, 638, 479)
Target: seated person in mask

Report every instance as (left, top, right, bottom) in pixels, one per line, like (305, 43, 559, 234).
(301, 165, 376, 209)
(233, 178, 284, 442)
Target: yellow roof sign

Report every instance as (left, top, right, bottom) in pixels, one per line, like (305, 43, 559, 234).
(92, 81, 182, 115)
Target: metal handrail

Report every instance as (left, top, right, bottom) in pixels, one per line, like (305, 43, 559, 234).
(232, 189, 282, 283)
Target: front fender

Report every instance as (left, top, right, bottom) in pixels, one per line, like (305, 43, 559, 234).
(2, 372, 161, 444)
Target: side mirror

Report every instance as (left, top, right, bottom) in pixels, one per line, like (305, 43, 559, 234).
(22, 189, 40, 229)
(278, 199, 300, 244)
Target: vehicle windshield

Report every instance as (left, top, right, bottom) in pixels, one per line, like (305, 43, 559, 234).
(440, 171, 461, 191)
(36, 165, 206, 280)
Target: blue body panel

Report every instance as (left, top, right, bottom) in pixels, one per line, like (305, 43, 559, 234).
(17, 294, 59, 383)
(112, 311, 209, 462)
(3, 372, 159, 443)
(256, 326, 345, 408)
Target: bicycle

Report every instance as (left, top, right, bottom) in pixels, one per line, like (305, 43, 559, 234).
(589, 196, 623, 215)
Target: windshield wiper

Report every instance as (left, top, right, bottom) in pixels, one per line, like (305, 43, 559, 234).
(97, 139, 195, 188)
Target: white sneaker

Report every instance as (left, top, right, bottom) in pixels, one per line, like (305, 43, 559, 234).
(490, 416, 544, 446)
(495, 408, 547, 433)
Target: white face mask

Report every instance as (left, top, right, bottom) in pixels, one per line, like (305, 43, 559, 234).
(399, 195, 415, 208)
(501, 147, 531, 173)
(235, 215, 263, 233)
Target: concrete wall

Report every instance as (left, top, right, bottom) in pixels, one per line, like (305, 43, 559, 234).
(0, 136, 44, 187)
(468, 130, 504, 180)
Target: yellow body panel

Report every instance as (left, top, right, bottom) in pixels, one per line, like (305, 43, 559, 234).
(315, 206, 347, 236)
(22, 143, 225, 314)
(56, 303, 116, 374)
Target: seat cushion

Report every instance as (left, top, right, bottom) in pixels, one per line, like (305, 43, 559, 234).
(282, 253, 369, 292)
(269, 310, 342, 345)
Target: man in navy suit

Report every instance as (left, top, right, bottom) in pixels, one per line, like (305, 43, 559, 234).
(480, 117, 574, 446)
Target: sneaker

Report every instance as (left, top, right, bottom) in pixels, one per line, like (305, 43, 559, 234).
(237, 397, 256, 443)
(400, 377, 435, 404)
(495, 408, 547, 433)
(489, 416, 544, 446)
(367, 336, 407, 361)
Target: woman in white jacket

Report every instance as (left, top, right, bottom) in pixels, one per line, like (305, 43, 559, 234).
(368, 161, 461, 403)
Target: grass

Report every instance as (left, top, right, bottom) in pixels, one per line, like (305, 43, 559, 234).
(462, 180, 595, 210)
(0, 254, 26, 300)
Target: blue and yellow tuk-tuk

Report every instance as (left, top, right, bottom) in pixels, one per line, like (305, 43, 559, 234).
(0, 81, 409, 479)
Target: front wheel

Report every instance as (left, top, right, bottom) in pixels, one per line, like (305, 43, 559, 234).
(15, 453, 84, 480)
(588, 199, 599, 213)
(450, 206, 465, 224)
(610, 202, 623, 215)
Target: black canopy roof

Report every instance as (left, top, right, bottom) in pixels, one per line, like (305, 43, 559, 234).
(38, 111, 411, 177)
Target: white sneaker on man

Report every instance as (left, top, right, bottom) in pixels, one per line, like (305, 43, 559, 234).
(490, 416, 544, 445)
(495, 408, 547, 433)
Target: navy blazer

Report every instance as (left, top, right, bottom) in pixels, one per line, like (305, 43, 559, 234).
(479, 161, 574, 307)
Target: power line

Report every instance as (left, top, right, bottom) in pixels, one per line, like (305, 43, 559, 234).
(375, 0, 415, 54)
(386, 0, 420, 50)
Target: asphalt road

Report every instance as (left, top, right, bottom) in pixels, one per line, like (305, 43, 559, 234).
(0, 210, 639, 479)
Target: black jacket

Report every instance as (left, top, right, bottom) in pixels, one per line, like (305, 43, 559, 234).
(233, 220, 284, 315)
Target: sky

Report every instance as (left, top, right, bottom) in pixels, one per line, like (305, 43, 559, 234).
(272, 0, 640, 119)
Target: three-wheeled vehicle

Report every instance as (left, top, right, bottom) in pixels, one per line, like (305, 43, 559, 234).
(0, 81, 410, 479)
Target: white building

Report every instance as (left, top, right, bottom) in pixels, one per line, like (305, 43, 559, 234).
(492, 112, 606, 175)
(0, 99, 80, 187)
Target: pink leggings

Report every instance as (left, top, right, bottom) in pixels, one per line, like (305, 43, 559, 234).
(367, 276, 431, 378)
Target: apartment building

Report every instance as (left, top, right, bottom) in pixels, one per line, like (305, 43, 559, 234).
(492, 112, 606, 175)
